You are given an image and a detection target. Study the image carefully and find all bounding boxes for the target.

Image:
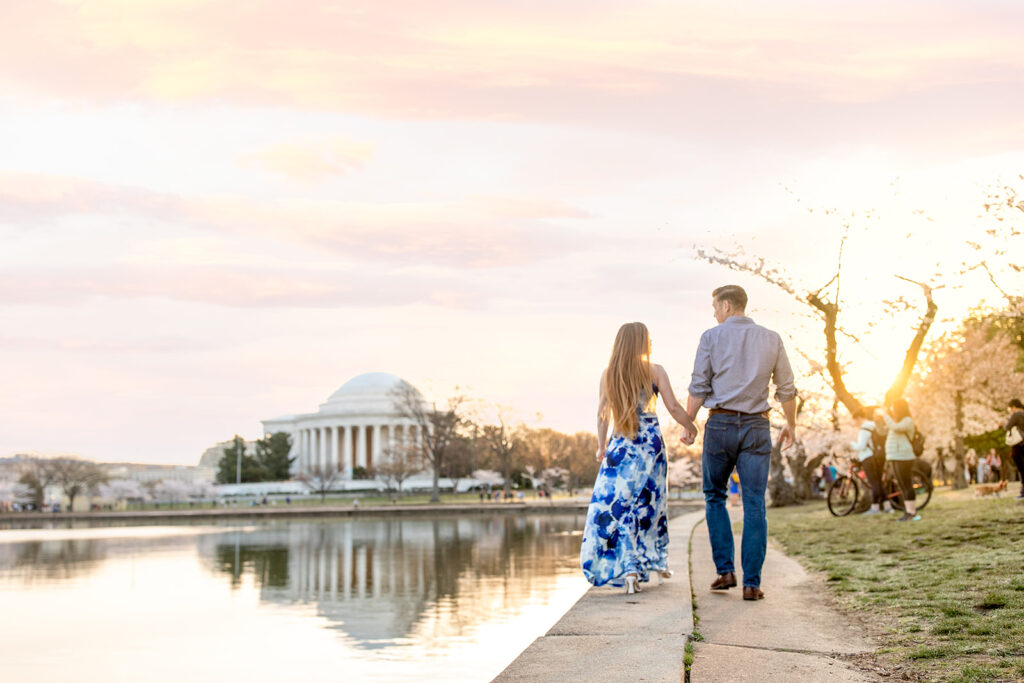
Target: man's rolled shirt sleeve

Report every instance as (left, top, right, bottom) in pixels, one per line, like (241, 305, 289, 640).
(688, 331, 713, 399)
(772, 336, 797, 404)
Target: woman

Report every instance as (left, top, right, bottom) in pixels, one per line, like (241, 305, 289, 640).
(965, 448, 979, 485)
(580, 322, 697, 594)
(985, 448, 1002, 482)
(850, 405, 886, 514)
(1007, 398, 1024, 499)
(878, 398, 920, 522)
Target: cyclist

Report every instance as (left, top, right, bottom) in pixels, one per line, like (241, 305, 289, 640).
(850, 404, 886, 514)
(879, 399, 921, 522)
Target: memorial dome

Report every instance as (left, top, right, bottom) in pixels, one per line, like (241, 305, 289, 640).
(319, 372, 422, 416)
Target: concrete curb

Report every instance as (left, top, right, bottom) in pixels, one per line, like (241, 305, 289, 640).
(495, 509, 706, 682)
(0, 500, 698, 525)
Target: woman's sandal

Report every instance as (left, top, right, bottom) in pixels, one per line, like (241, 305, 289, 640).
(625, 575, 641, 594)
(656, 570, 673, 585)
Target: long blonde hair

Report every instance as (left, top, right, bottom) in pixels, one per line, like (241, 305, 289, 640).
(602, 322, 654, 439)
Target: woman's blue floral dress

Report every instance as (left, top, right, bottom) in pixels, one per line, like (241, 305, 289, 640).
(580, 398, 669, 587)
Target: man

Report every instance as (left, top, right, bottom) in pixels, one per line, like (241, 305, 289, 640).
(1006, 398, 1024, 499)
(687, 285, 797, 601)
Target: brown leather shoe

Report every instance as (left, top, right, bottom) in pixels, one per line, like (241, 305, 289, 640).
(742, 586, 765, 601)
(710, 572, 737, 590)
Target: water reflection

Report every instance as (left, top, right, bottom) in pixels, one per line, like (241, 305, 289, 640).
(0, 514, 590, 682)
(0, 538, 107, 582)
(201, 516, 584, 647)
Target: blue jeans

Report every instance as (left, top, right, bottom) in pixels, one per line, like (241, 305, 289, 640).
(702, 412, 772, 588)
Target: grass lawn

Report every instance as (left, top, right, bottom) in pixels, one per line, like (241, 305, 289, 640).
(767, 487, 1024, 683)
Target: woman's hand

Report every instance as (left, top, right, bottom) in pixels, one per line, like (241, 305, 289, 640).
(595, 448, 604, 462)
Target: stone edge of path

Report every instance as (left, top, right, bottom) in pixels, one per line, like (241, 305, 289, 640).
(494, 509, 705, 683)
(0, 500, 700, 524)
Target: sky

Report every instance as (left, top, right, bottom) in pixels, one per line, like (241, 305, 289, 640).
(3, 0, 1024, 465)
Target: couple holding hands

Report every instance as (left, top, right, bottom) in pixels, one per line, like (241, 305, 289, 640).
(580, 285, 797, 599)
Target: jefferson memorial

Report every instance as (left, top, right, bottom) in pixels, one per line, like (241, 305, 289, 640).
(262, 373, 426, 480)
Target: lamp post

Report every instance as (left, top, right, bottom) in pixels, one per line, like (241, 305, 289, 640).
(236, 437, 242, 486)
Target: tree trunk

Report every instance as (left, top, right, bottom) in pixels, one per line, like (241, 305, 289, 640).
(793, 450, 829, 500)
(807, 294, 863, 416)
(430, 465, 440, 503)
(768, 441, 796, 507)
(952, 390, 968, 490)
(884, 279, 938, 404)
(501, 456, 512, 498)
(935, 453, 949, 487)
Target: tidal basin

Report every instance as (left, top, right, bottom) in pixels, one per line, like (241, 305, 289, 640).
(0, 513, 590, 682)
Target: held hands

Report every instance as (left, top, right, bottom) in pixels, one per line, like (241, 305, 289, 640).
(680, 426, 697, 446)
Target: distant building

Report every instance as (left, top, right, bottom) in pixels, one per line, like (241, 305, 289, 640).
(198, 439, 257, 470)
(262, 372, 426, 480)
(104, 462, 216, 485)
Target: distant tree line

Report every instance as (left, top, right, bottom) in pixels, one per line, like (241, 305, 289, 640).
(215, 432, 294, 484)
(216, 402, 605, 502)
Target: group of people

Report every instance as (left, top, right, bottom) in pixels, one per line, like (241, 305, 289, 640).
(966, 447, 1004, 485)
(579, 285, 796, 600)
(849, 400, 924, 521)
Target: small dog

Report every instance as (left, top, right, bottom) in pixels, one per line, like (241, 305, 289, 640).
(974, 480, 1007, 497)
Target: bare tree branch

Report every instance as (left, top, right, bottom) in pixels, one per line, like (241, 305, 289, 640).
(885, 277, 939, 403)
(391, 383, 467, 503)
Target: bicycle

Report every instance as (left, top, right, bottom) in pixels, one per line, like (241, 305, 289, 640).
(826, 457, 933, 517)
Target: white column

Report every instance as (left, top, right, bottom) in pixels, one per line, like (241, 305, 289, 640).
(343, 424, 353, 479)
(288, 430, 300, 478)
(300, 429, 308, 474)
(320, 426, 328, 472)
(356, 425, 367, 469)
(308, 428, 315, 473)
(331, 425, 340, 472)
(372, 424, 382, 468)
(308, 428, 315, 472)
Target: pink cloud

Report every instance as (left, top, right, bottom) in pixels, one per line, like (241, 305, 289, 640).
(0, 171, 591, 268)
(2, 1, 1022, 131)
(237, 136, 375, 182)
(0, 264, 488, 308)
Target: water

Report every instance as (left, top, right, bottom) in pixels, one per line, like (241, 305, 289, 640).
(0, 513, 590, 682)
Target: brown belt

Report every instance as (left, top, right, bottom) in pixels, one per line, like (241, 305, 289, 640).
(709, 408, 770, 418)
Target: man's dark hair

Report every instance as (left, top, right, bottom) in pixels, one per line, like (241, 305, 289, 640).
(1010, 398, 1024, 410)
(712, 285, 748, 311)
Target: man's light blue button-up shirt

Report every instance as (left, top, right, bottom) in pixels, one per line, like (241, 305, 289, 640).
(687, 316, 796, 414)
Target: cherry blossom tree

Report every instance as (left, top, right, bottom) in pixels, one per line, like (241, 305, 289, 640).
(98, 479, 149, 507)
(153, 479, 192, 505)
(0, 480, 34, 510)
(907, 317, 1024, 489)
(188, 480, 218, 502)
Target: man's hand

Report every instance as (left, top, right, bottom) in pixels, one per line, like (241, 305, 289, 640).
(779, 423, 796, 450)
(680, 426, 697, 446)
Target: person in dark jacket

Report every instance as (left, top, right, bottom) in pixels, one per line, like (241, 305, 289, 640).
(1005, 398, 1024, 499)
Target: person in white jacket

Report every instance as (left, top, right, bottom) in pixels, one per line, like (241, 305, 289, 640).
(850, 405, 887, 514)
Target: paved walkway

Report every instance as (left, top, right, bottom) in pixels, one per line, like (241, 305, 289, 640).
(497, 507, 879, 682)
(496, 510, 703, 682)
(689, 512, 876, 682)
